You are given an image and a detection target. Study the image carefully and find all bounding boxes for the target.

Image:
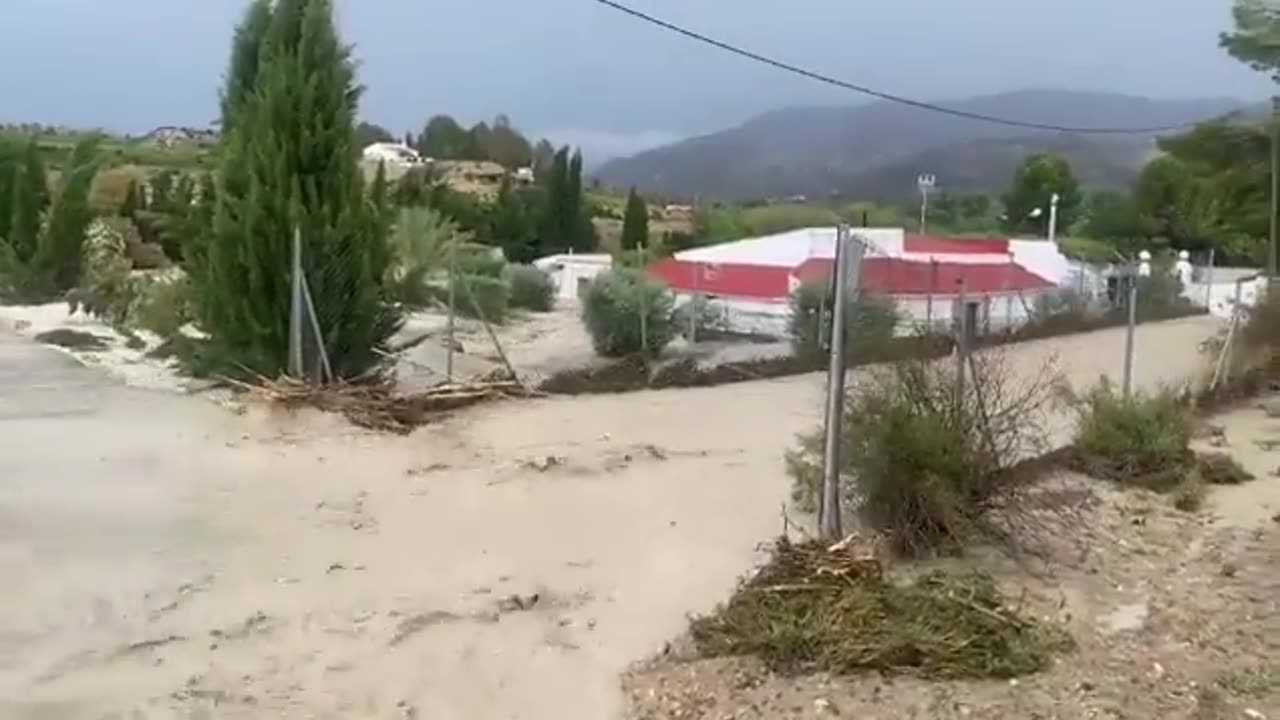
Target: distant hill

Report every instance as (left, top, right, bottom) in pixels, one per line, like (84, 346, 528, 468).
(594, 90, 1247, 201)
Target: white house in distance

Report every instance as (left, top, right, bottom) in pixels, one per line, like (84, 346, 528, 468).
(533, 253, 614, 301)
(647, 227, 1065, 337)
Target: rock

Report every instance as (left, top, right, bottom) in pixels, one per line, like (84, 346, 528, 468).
(813, 698, 838, 715)
(1245, 710, 1267, 720)
(1261, 399, 1280, 418)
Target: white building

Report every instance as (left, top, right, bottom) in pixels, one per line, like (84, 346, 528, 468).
(647, 228, 1063, 337)
(532, 253, 614, 301)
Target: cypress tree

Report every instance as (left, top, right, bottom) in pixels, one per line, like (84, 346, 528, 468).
(566, 149, 588, 251)
(621, 187, 649, 251)
(221, 0, 273, 127)
(541, 147, 569, 252)
(0, 137, 20, 244)
(197, 0, 399, 379)
(37, 136, 100, 292)
(11, 138, 50, 263)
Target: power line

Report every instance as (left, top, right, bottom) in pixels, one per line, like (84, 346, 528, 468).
(588, 0, 1222, 135)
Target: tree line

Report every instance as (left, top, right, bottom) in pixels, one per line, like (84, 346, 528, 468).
(356, 114, 558, 172)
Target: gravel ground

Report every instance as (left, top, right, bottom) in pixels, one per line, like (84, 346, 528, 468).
(624, 401, 1280, 720)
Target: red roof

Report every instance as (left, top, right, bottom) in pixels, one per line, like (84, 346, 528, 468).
(796, 257, 1052, 296)
(903, 235, 1010, 255)
(648, 256, 1052, 301)
(647, 258, 792, 301)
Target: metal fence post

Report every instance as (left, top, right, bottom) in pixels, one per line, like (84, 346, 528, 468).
(639, 240, 649, 357)
(288, 225, 304, 379)
(926, 258, 938, 334)
(1123, 270, 1138, 397)
(955, 277, 969, 406)
(1004, 253, 1015, 333)
(819, 226, 864, 542)
(1205, 248, 1216, 311)
(689, 261, 699, 345)
(446, 234, 457, 382)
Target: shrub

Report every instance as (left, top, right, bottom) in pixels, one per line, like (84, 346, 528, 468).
(788, 280, 899, 361)
(451, 273, 510, 324)
(1196, 452, 1254, 486)
(1172, 472, 1206, 512)
(457, 252, 506, 279)
(505, 264, 554, 312)
(581, 268, 676, 357)
(67, 218, 136, 326)
(130, 274, 192, 338)
(1071, 383, 1193, 491)
(1241, 287, 1280, 361)
(787, 353, 1054, 554)
(673, 295, 726, 340)
(1136, 272, 1194, 320)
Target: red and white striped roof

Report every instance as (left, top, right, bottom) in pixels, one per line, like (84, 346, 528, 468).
(648, 227, 1059, 302)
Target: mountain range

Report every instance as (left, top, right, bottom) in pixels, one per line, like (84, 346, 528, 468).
(594, 90, 1250, 202)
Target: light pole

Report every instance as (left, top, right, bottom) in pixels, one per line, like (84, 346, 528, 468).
(917, 173, 936, 234)
(1047, 193, 1061, 244)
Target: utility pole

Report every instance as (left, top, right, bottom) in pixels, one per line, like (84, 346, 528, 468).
(819, 225, 864, 542)
(1047, 193, 1061, 245)
(1270, 95, 1279, 286)
(917, 174, 936, 234)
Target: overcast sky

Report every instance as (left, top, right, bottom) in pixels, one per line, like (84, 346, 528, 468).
(1, 0, 1272, 161)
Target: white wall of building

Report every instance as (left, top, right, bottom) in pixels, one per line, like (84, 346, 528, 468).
(533, 254, 613, 301)
(679, 287, 1050, 340)
(1184, 275, 1265, 318)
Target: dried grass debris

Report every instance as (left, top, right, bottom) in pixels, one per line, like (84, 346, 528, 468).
(690, 537, 1072, 679)
(228, 374, 538, 433)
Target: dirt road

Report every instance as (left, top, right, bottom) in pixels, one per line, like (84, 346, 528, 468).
(0, 316, 1221, 719)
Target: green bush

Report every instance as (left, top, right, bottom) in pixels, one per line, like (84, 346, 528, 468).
(130, 274, 192, 338)
(1132, 272, 1194, 321)
(673, 295, 725, 340)
(458, 252, 507, 278)
(451, 273, 510, 324)
(787, 355, 1053, 554)
(581, 268, 675, 357)
(505, 264, 555, 312)
(1072, 383, 1193, 491)
(788, 280, 899, 361)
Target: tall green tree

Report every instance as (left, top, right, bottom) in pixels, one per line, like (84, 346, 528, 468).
(487, 177, 543, 263)
(355, 121, 395, 148)
(621, 187, 649, 250)
(532, 139, 556, 181)
(37, 136, 101, 291)
(1221, 0, 1280, 81)
(1002, 154, 1082, 234)
(0, 136, 21, 245)
(566, 149, 592, 252)
(220, 0, 273, 127)
(10, 138, 50, 263)
(198, 0, 399, 379)
(1132, 122, 1271, 262)
(485, 115, 535, 169)
(416, 115, 470, 159)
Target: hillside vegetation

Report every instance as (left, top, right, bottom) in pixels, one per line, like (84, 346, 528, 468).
(595, 90, 1243, 201)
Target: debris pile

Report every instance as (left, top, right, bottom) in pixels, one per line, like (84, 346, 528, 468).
(689, 537, 1071, 679)
(231, 374, 538, 433)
